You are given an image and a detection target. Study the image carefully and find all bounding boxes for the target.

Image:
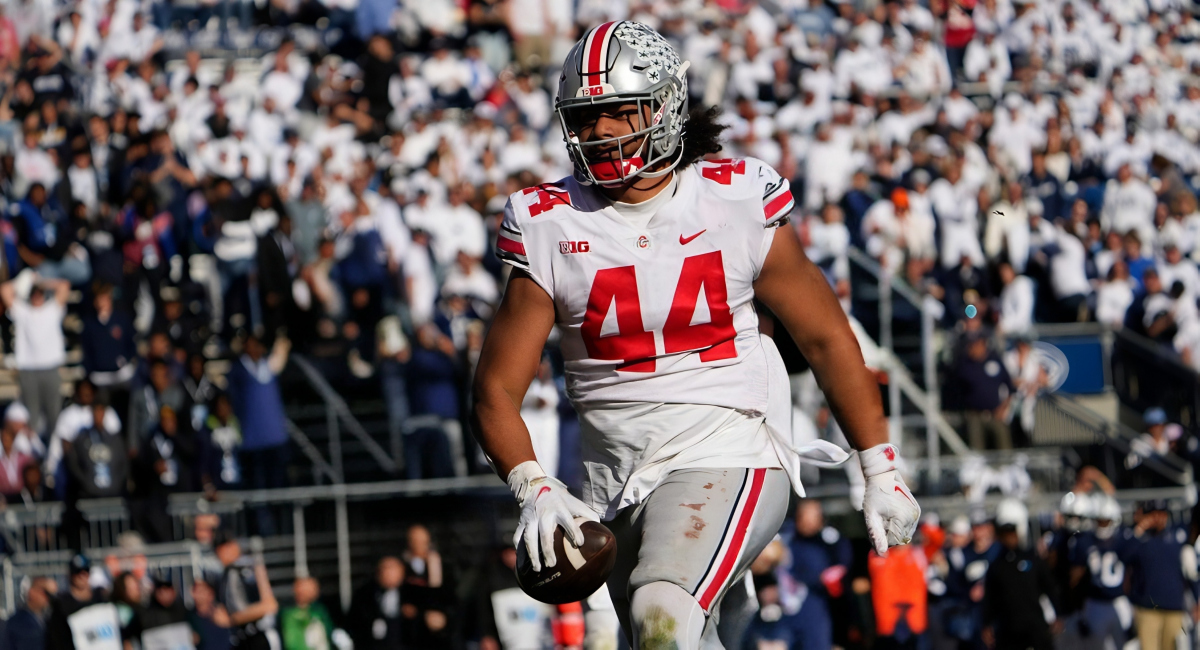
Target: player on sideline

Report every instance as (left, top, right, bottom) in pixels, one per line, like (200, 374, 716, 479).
(471, 21, 921, 649)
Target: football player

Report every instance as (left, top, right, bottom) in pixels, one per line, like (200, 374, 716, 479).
(1065, 495, 1130, 650)
(471, 21, 921, 648)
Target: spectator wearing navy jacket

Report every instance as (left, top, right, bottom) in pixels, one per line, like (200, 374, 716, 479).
(404, 324, 459, 479)
(780, 499, 852, 650)
(226, 334, 290, 534)
(1124, 500, 1195, 650)
(951, 332, 1015, 450)
(80, 283, 137, 408)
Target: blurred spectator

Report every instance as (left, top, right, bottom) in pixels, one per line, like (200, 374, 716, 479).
(112, 570, 146, 645)
(127, 359, 187, 450)
(1002, 337, 1049, 444)
(402, 524, 449, 649)
(190, 581, 233, 650)
(348, 556, 405, 650)
(466, 542, 555, 650)
(1125, 407, 1174, 488)
(141, 572, 194, 649)
(521, 355, 560, 477)
(198, 392, 244, 492)
(779, 500, 850, 649)
(941, 513, 997, 647)
(215, 533, 278, 650)
(2, 402, 43, 459)
(226, 334, 290, 533)
(1, 271, 69, 437)
(0, 575, 55, 650)
(132, 405, 195, 542)
(1125, 500, 1193, 650)
(405, 324, 460, 479)
(951, 333, 1015, 450)
(81, 283, 137, 395)
(47, 380, 121, 497)
(45, 554, 115, 650)
(66, 397, 130, 499)
(982, 517, 1057, 650)
(281, 577, 335, 650)
(996, 261, 1034, 336)
(0, 411, 33, 499)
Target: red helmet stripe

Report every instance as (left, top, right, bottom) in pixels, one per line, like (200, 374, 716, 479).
(583, 21, 616, 81)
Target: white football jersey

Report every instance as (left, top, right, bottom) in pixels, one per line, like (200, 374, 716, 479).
(498, 157, 795, 414)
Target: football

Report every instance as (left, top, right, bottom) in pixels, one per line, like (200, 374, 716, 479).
(515, 519, 617, 604)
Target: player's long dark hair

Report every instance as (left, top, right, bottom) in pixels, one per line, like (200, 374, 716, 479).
(678, 106, 728, 168)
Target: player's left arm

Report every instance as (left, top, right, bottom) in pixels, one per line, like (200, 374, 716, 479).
(754, 223, 919, 554)
(753, 223, 886, 451)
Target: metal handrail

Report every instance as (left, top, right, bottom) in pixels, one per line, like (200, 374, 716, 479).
(289, 355, 398, 475)
(846, 246, 928, 308)
(878, 353, 971, 455)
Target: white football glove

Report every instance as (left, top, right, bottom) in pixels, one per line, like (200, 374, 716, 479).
(508, 461, 600, 573)
(859, 443, 920, 556)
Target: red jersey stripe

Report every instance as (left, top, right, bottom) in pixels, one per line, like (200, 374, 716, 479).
(764, 190, 794, 220)
(497, 234, 526, 256)
(698, 468, 766, 610)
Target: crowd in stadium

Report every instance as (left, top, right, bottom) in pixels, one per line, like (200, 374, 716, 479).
(0, 0, 1195, 644)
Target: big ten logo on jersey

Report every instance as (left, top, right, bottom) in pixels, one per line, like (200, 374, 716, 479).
(560, 241, 590, 254)
(523, 183, 572, 217)
(700, 159, 746, 185)
(581, 251, 735, 372)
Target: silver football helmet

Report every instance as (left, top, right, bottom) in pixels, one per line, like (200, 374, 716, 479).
(556, 21, 690, 186)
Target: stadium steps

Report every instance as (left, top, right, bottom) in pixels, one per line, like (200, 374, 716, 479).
(284, 397, 400, 485)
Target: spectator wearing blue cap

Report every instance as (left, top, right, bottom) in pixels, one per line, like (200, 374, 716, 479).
(1125, 407, 1173, 488)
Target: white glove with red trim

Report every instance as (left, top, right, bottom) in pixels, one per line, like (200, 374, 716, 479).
(859, 443, 920, 556)
(508, 461, 600, 572)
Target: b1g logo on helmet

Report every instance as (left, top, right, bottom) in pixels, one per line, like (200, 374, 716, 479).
(560, 241, 590, 254)
(580, 84, 614, 97)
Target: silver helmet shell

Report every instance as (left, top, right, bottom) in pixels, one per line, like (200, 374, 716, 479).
(556, 21, 690, 186)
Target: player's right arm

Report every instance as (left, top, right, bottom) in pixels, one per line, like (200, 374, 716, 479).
(469, 271, 554, 477)
(471, 195, 599, 572)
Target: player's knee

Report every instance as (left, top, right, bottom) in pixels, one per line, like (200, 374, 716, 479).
(630, 582, 705, 650)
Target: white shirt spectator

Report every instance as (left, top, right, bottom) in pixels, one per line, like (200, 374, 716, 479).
(8, 297, 65, 370)
(929, 173, 985, 268)
(998, 273, 1035, 335)
(1049, 229, 1091, 299)
(1101, 170, 1157, 241)
(441, 260, 500, 304)
(1096, 277, 1136, 327)
(261, 69, 304, 112)
(508, 78, 552, 133)
(408, 201, 487, 267)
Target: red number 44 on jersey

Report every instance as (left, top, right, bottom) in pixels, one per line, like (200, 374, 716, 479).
(580, 251, 736, 372)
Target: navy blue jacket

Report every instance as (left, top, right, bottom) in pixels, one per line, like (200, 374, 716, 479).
(0, 608, 44, 650)
(1124, 526, 1193, 611)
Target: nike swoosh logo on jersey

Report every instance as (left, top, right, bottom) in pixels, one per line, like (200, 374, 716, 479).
(679, 229, 706, 245)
